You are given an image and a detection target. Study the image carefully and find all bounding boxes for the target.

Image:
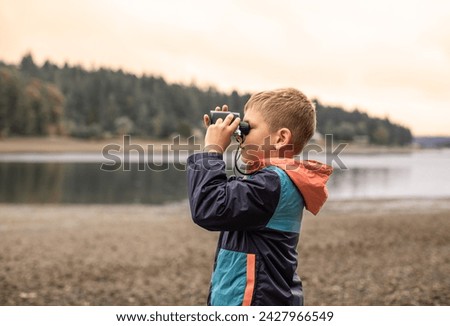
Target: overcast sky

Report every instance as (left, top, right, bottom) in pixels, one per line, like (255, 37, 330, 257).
(1, 0, 449, 136)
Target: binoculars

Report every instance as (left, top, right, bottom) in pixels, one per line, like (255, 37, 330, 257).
(209, 111, 251, 136)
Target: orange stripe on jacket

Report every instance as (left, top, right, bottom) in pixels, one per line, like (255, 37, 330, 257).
(242, 254, 256, 306)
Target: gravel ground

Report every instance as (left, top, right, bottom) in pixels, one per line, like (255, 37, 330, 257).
(0, 199, 449, 305)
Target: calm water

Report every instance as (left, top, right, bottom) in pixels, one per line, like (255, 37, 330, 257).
(1, 149, 449, 204)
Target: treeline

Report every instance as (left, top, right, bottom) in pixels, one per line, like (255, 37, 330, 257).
(315, 102, 412, 145)
(0, 54, 412, 145)
(0, 65, 64, 136)
(1, 54, 249, 139)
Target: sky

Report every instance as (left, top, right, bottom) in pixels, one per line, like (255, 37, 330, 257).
(1, 0, 449, 136)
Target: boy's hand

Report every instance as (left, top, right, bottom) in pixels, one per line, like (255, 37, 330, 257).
(202, 104, 229, 128)
(204, 105, 240, 154)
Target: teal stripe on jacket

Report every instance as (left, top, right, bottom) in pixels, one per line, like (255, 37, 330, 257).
(264, 166, 304, 233)
(210, 249, 247, 306)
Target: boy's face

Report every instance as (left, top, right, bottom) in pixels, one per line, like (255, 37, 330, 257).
(240, 107, 278, 163)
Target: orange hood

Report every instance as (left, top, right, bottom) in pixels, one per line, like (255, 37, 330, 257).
(259, 158, 333, 215)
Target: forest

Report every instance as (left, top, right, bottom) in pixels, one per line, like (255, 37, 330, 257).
(0, 54, 412, 145)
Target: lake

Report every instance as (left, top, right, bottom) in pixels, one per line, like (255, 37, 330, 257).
(1, 149, 449, 204)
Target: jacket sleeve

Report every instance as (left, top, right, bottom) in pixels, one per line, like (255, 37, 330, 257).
(187, 152, 281, 231)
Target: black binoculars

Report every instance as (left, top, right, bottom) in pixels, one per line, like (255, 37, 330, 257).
(209, 111, 251, 136)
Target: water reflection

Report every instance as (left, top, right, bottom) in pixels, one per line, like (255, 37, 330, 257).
(0, 162, 65, 203)
(329, 167, 410, 200)
(0, 162, 187, 204)
(1, 150, 450, 204)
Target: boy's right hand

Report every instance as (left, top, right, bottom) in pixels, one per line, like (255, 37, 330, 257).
(203, 105, 240, 154)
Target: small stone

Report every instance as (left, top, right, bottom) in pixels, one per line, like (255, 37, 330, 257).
(19, 292, 37, 299)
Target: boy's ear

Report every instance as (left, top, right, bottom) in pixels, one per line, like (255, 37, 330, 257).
(274, 128, 292, 150)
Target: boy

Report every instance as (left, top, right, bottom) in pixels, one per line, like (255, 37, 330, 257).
(187, 88, 332, 306)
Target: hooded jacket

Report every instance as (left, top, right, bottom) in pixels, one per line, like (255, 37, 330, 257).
(187, 152, 332, 306)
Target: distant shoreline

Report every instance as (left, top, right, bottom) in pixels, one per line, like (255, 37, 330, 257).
(0, 136, 424, 155)
(0, 136, 173, 153)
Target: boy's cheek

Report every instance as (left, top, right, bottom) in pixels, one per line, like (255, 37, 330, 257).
(242, 145, 263, 161)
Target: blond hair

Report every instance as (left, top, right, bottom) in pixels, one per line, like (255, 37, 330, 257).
(244, 88, 316, 154)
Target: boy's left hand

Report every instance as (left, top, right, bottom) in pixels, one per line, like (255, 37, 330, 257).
(204, 105, 240, 154)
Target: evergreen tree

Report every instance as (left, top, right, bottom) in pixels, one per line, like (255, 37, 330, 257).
(0, 54, 413, 145)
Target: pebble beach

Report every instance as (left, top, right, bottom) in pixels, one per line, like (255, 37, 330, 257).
(1, 198, 449, 306)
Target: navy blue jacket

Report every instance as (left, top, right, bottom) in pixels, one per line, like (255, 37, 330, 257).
(187, 152, 332, 306)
